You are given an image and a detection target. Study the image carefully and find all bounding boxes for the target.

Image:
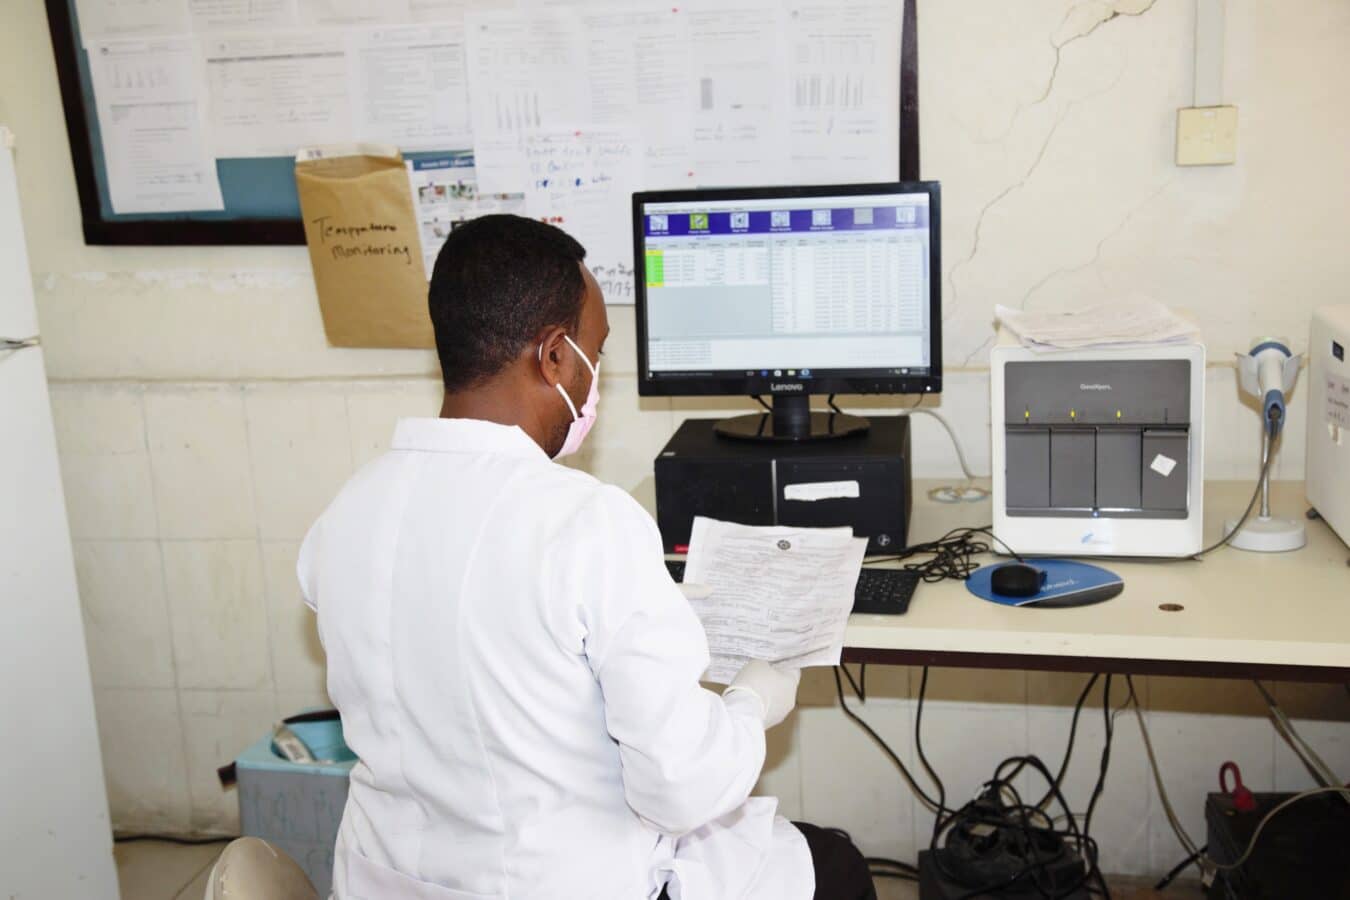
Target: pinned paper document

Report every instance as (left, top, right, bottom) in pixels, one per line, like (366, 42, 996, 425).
(87, 37, 224, 214)
(995, 298, 1200, 352)
(682, 517, 866, 684)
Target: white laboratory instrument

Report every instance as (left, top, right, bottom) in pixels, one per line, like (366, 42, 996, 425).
(991, 331, 1206, 557)
(1306, 306, 1350, 551)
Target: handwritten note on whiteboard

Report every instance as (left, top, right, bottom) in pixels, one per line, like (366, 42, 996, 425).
(464, 9, 589, 193)
(524, 128, 642, 304)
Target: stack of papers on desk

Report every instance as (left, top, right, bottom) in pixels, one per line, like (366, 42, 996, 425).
(995, 298, 1199, 351)
(683, 517, 867, 684)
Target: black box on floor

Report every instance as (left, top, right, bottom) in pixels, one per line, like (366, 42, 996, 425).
(916, 850, 1091, 899)
(654, 416, 912, 555)
(1205, 791, 1350, 899)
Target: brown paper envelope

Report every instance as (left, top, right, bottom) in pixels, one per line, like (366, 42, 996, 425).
(296, 153, 433, 349)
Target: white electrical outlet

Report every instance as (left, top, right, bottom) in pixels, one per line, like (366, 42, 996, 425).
(1176, 105, 1238, 166)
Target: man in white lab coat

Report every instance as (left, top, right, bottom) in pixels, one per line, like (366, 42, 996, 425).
(299, 215, 876, 900)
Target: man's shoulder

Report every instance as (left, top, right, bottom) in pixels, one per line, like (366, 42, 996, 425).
(532, 466, 645, 521)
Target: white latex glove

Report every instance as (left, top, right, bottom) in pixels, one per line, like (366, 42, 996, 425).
(678, 582, 713, 602)
(723, 660, 800, 729)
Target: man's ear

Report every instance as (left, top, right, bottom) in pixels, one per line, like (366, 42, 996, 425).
(535, 325, 570, 386)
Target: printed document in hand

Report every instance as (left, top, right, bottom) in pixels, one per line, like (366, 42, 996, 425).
(995, 297, 1199, 351)
(683, 517, 866, 685)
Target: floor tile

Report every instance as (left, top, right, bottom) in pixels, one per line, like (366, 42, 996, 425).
(873, 873, 919, 899)
(114, 840, 223, 900)
(175, 856, 219, 900)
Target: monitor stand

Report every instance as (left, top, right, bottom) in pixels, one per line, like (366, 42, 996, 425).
(714, 394, 870, 442)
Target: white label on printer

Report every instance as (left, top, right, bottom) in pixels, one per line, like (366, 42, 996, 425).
(1150, 454, 1177, 478)
(1326, 374, 1350, 429)
(783, 480, 861, 502)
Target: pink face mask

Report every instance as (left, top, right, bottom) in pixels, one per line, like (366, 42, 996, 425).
(547, 334, 599, 459)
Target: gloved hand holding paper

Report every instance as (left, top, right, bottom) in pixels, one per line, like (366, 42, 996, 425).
(682, 516, 866, 685)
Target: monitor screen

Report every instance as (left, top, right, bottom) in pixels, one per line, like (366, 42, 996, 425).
(634, 182, 940, 398)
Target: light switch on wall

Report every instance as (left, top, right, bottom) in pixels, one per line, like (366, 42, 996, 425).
(1176, 105, 1238, 166)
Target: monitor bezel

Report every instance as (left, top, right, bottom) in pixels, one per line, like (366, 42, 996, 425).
(632, 181, 942, 399)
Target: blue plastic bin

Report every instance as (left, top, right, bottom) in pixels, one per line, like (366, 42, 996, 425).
(236, 715, 356, 897)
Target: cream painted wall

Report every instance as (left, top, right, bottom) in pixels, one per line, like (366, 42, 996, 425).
(3, 0, 1348, 877)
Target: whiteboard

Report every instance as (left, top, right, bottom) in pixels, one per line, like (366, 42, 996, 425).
(48, 0, 918, 249)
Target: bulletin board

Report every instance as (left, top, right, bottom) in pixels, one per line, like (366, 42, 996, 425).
(46, 0, 919, 249)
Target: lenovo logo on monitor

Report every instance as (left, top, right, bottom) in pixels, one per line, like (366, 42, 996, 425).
(769, 382, 804, 392)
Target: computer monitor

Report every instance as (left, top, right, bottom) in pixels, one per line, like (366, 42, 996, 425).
(634, 182, 941, 441)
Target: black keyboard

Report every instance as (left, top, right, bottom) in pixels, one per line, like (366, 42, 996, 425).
(664, 560, 919, 616)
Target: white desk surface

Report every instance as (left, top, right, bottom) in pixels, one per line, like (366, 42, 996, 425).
(641, 479, 1350, 679)
(847, 480, 1350, 678)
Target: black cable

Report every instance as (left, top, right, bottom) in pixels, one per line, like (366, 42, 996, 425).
(1191, 452, 1272, 559)
(840, 663, 866, 703)
(869, 868, 919, 881)
(1081, 675, 1115, 842)
(940, 755, 1109, 900)
(999, 673, 1100, 807)
(997, 756, 1098, 898)
(864, 856, 919, 874)
(864, 525, 1020, 583)
(1077, 676, 1121, 899)
(827, 393, 844, 415)
(1044, 674, 1101, 808)
(751, 394, 772, 413)
(832, 666, 943, 811)
(916, 666, 949, 845)
(1154, 844, 1207, 891)
(114, 833, 235, 845)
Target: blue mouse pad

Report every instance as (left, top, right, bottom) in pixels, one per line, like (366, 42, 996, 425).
(966, 560, 1124, 608)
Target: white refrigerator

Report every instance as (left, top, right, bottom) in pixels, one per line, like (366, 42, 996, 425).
(0, 126, 120, 898)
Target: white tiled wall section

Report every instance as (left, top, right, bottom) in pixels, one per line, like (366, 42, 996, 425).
(50, 375, 1345, 857)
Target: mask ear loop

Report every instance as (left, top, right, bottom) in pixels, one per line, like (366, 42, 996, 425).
(539, 340, 581, 419)
(562, 334, 598, 378)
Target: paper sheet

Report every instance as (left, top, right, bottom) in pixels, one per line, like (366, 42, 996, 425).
(351, 24, 472, 150)
(406, 150, 525, 278)
(524, 127, 642, 304)
(995, 299, 1201, 351)
(682, 517, 866, 685)
(580, 7, 694, 188)
(686, 4, 790, 187)
(296, 0, 409, 26)
(188, 0, 296, 32)
(74, 0, 190, 43)
(410, 0, 511, 23)
(88, 38, 224, 213)
(786, 1, 902, 183)
(201, 33, 354, 158)
(464, 9, 590, 193)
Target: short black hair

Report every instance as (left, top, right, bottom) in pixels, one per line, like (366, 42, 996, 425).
(429, 214, 587, 391)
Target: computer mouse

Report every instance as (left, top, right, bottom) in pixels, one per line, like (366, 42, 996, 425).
(989, 562, 1047, 598)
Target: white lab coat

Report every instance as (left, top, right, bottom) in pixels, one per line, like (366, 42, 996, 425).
(298, 418, 812, 900)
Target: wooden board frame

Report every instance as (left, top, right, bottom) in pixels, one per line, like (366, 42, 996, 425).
(46, 0, 920, 246)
